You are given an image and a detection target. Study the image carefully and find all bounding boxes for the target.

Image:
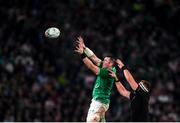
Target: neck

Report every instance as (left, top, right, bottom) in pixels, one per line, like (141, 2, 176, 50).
(139, 82, 149, 92)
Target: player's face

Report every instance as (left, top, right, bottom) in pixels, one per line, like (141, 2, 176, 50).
(102, 57, 113, 68)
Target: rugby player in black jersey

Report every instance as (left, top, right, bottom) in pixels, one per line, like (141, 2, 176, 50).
(109, 59, 151, 121)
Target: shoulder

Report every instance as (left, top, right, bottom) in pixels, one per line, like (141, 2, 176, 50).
(135, 86, 150, 99)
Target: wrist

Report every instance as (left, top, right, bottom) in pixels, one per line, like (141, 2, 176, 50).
(119, 65, 124, 69)
(80, 53, 87, 59)
(121, 65, 127, 71)
(84, 47, 94, 57)
(115, 77, 119, 82)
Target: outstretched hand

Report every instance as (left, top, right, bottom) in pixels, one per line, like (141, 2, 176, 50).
(76, 36, 86, 49)
(116, 59, 124, 69)
(74, 36, 84, 54)
(108, 69, 117, 79)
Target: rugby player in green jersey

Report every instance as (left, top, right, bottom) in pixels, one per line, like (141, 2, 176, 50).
(75, 36, 116, 122)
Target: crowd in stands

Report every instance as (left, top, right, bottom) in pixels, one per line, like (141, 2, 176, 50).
(0, 0, 179, 121)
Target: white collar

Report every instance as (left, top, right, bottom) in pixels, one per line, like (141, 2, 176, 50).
(139, 81, 149, 92)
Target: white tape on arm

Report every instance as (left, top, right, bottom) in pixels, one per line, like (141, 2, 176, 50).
(84, 47, 94, 57)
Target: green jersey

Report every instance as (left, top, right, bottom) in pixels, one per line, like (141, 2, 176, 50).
(92, 63, 116, 104)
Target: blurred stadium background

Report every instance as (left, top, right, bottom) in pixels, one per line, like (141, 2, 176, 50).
(0, 0, 180, 122)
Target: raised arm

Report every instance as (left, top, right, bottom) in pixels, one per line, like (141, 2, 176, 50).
(82, 57, 99, 75)
(88, 54, 102, 66)
(75, 38, 99, 75)
(76, 36, 102, 66)
(116, 59, 138, 91)
(115, 81, 130, 99)
(108, 70, 130, 99)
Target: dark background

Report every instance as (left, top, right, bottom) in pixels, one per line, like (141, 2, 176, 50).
(0, 0, 179, 121)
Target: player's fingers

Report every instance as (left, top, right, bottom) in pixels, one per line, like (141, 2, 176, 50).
(76, 45, 83, 51)
(116, 61, 121, 65)
(79, 36, 83, 41)
(79, 37, 84, 42)
(108, 70, 113, 74)
(76, 39, 81, 42)
(108, 73, 113, 77)
(74, 50, 81, 53)
(76, 41, 83, 47)
(77, 36, 80, 39)
(74, 48, 79, 51)
(116, 59, 120, 63)
(108, 71, 111, 75)
(78, 36, 82, 39)
(76, 40, 81, 44)
(77, 41, 82, 45)
(78, 44, 83, 49)
(74, 50, 79, 53)
(79, 44, 83, 47)
(75, 46, 80, 50)
(78, 36, 81, 41)
(116, 59, 123, 64)
(108, 69, 113, 72)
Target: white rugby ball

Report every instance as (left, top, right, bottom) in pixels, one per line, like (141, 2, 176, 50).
(45, 27, 60, 38)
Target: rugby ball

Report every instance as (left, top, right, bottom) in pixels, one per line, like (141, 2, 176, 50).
(45, 27, 60, 38)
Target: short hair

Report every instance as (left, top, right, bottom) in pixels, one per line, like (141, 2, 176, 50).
(141, 80, 151, 91)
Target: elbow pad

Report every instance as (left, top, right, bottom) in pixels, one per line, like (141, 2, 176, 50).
(84, 47, 94, 57)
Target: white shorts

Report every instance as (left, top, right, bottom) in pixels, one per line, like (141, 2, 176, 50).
(86, 99, 109, 122)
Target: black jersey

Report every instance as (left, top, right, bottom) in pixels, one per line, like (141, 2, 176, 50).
(131, 86, 150, 121)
